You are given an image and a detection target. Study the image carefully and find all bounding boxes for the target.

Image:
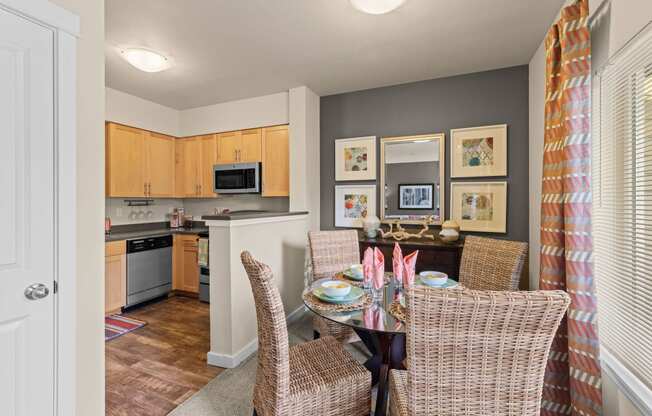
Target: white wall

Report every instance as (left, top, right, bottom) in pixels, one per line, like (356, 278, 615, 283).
(50, 0, 105, 415)
(105, 87, 179, 136)
(528, 1, 652, 414)
(289, 86, 321, 231)
(179, 92, 289, 137)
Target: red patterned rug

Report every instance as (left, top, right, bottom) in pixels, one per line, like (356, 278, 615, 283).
(105, 315, 146, 341)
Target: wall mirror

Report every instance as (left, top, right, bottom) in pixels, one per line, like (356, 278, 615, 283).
(380, 133, 445, 225)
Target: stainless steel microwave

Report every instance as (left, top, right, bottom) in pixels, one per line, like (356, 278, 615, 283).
(213, 162, 261, 194)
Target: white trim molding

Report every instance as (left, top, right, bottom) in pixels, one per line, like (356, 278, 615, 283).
(0, 0, 79, 36)
(601, 347, 652, 415)
(207, 305, 307, 369)
(205, 214, 308, 228)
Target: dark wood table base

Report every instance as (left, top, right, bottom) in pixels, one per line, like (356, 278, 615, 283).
(355, 329, 406, 416)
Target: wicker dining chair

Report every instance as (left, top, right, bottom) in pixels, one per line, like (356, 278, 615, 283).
(458, 235, 528, 291)
(388, 286, 570, 416)
(241, 251, 371, 416)
(308, 230, 360, 343)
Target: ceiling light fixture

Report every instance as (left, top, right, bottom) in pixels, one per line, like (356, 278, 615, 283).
(120, 47, 171, 73)
(350, 0, 406, 15)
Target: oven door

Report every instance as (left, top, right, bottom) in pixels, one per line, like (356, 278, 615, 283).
(213, 163, 260, 194)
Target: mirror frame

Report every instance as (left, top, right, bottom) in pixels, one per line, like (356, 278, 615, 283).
(380, 133, 446, 225)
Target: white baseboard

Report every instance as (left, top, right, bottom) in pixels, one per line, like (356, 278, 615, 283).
(206, 305, 307, 369)
(286, 304, 307, 325)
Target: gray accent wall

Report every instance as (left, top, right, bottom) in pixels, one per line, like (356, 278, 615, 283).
(320, 65, 529, 242)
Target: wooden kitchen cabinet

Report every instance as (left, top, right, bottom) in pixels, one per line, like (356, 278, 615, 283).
(145, 132, 176, 197)
(105, 240, 126, 314)
(175, 137, 202, 197)
(217, 129, 262, 164)
(216, 130, 241, 164)
(240, 128, 262, 162)
(175, 135, 217, 198)
(106, 122, 175, 197)
(200, 135, 218, 197)
(261, 125, 290, 197)
(173, 234, 200, 294)
(106, 123, 146, 197)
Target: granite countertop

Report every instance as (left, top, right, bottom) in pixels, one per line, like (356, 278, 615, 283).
(105, 222, 208, 242)
(202, 211, 308, 221)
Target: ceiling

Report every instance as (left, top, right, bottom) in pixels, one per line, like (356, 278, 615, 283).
(105, 0, 564, 110)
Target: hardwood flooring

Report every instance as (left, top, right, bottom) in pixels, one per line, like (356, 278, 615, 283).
(106, 296, 223, 416)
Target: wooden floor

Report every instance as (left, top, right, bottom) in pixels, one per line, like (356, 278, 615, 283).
(106, 296, 223, 416)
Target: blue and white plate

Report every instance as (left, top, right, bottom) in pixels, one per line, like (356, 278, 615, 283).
(313, 286, 364, 304)
(342, 269, 364, 281)
(415, 278, 459, 289)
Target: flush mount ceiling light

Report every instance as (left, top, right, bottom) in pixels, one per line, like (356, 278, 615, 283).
(120, 48, 171, 73)
(350, 0, 406, 15)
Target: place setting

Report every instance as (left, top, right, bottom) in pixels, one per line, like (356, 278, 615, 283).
(303, 279, 373, 313)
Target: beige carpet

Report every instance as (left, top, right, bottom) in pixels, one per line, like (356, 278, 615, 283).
(169, 313, 370, 416)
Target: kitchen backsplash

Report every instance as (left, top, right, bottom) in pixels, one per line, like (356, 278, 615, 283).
(106, 195, 289, 225)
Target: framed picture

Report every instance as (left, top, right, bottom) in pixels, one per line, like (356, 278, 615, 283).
(451, 124, 507, 178)
(398, 184, 434, 210)
(335, 185, 377, 228)
(450, 182, 507, 233)
(335, 136, 377, 181)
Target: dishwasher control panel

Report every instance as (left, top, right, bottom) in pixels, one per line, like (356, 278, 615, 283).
(127, 235, 173, 253)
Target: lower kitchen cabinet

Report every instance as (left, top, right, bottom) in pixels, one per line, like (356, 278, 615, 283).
(105, 240, 126, 314)
(173, 234, 200, 294)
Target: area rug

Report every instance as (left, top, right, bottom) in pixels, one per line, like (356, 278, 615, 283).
(105, 315, 146, 341)
(169, 313, 371, 416)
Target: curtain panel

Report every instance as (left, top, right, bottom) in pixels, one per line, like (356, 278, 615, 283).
(539, 0, 603, 415)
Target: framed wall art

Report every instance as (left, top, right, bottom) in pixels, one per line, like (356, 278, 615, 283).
(335, 136, 377, 181)
(334, 185, 377, 228)
(398, 184, 434, 210)
(450, 124, 507, 178)
(450, 181, 507, 233)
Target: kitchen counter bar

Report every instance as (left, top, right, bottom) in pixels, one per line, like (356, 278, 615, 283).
(105, 223, 208, 242)
(201, 211, 308, 221)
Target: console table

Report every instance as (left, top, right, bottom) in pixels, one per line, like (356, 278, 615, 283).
(358, 233, 464, 280)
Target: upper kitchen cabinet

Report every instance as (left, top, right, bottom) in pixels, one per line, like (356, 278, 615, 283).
(175, 135, 218, 198)
(217, 128, 262, 164)
(175, 137, 202, 197)
(145, 132, 176, 197)
(200, 134, 218, 197)
(106, 122, 176, 197)
(261, 125, 290, 197)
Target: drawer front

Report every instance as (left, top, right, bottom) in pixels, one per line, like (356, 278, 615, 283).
(105, 240, 126, 257)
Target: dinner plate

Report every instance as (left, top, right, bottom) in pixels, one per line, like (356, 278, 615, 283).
(342, 269, 364, 281)
(415, 278, 459, 289)
(313, 286, 364, 304)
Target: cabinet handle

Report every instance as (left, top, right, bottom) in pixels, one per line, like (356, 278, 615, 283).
(144, 183, 147, 196)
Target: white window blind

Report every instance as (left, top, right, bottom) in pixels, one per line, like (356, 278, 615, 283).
(593, 23, 652, 393)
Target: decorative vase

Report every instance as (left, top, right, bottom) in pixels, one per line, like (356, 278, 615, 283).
(439, 220, 460, 242)
(362, 214, 381, 238)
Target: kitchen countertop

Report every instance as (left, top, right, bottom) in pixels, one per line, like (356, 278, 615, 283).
(202, 211, 308, 221)
(105, 226, 208, 242)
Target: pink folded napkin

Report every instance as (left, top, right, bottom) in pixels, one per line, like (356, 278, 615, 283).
(374, 307, 385, 331)
(373, 247, 385, 290)
(392, 243, 404, 285)
(362, 247, 374, 286)
(363, 305, 385, 330)
(403, 250, 419, 287)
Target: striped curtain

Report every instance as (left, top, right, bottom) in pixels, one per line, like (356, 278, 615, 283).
(539, 0, 603, 415)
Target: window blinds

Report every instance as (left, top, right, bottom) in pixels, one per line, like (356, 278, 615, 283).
(593, 23, 652, 391)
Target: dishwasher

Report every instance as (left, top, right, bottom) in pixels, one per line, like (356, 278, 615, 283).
(126, 235, 173, 307)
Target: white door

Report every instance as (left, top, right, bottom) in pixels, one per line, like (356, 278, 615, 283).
(0, 8, 56, 416)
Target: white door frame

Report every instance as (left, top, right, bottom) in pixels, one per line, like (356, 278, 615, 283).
(0, 1, 79, 415)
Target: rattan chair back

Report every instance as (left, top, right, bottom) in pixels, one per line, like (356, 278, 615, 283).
(459, 235, 528, 290)
(405, 286, 570, 416)
(308, 230, 360, 280)
(241, 251, 290, 413)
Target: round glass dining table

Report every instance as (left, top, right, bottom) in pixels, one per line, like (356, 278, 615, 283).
(303, 273, 416, 416)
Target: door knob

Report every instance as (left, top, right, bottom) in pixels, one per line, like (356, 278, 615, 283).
(24, 283, 50, 300)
